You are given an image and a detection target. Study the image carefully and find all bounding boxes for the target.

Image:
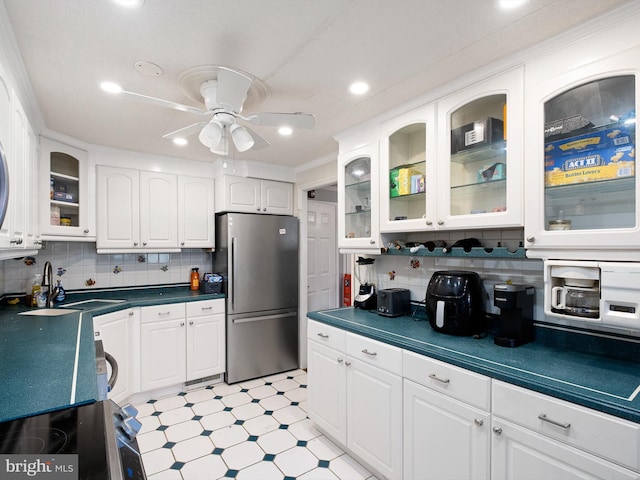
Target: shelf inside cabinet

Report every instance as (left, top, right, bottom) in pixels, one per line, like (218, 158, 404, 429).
(390, 191, 426, 201)
(544, 176, 634, 199)
(51, 200, 79, 208)
(383, 245, 525, 258)
(451, 141, 506, 165)
(451, 178, 506, 191)
(50, 171, 79, 182)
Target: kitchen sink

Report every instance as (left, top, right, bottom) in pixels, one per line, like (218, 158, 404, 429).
(19, 308, 81, 316)
(62, 299, 126, 308)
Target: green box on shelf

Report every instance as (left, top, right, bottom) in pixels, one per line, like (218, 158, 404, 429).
(390, 168, 400, 197)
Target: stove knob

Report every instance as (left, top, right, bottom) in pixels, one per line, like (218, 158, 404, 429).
(121, 415, 143, 439)
(120, 403, 139, 419)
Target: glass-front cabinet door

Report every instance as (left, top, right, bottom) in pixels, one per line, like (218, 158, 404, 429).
(379, 105, 436, 232)
(338, 143, 380, 252)
(524, 46, 640, 259)
(437, 68, 524, 230)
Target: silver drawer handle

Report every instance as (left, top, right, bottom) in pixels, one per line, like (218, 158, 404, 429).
(201, 306, 213, 310)
(429, 373, 450, 384)
(361, 349, 377, 356)
(317, 332, 329, 338)
(538, 414, 571, 430)
(158, 311, 171, 316)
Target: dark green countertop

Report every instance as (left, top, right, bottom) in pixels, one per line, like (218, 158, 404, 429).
(0, 286, 225, 423)
(308, 308, 640, 424)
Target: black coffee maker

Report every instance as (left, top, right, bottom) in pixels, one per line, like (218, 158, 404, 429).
(493, 284, 534, 347)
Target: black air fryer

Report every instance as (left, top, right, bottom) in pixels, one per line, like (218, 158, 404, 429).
(426, 271, 485, 336)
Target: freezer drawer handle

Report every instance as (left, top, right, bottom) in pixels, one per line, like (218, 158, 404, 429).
(429, 373, 450, 384)
(361, 349, 377, 356)
(317, 332, 329, 339)
(538, 414, 571, 430)
(232, 312, 297, 324)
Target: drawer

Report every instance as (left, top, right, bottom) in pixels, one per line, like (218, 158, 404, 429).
(403, 350, 490, 411)
(346, 332, 402, 376)
(141, 303, 185, 324)
(307, 319, 346, 352)
(493, 380, 640, 472)
(186, 299, 225, 317)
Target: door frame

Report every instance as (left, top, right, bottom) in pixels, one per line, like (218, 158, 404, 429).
(296, 178, 341, 369)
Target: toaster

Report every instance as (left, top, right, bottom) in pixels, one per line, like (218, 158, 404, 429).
(377, 288, 411, 317)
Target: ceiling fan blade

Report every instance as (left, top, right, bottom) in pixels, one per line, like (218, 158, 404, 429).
(244, 112, 316, 129)
(216, 67, 252, 112)
(120, 89, 207, 116)
(243, 125, 270, 150)
(162, 122, 208, 140)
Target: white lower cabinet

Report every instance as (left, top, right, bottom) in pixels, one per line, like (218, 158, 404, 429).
(307, 319, 403, 480)
(141, 299, 225, 392)
(93, 308, 140, 405)
(403, 351, 490, 480)
(492, 380, 640, 479)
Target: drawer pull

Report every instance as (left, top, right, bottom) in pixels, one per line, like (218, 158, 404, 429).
(337, 357, 343, 363)
(158, 311, 171, 316)
(474, 418, 484, 426)
(317, 332, 329, 338)
(492, 426, 502, 435)
(345, 361, 351, 366)
(429, 373, 450, 384)
(128, 311, 134, 316)
(201, 306, 213, 310)
(361, 349, 377, 356)
(538, 414, 571, 430)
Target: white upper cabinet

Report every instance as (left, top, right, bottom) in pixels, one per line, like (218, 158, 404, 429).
(436, 67, 524, 230)
(139, 170, 179, 250)
(524, 44, 640, 260)
(337, 143, 380, 252)
(178, 175, 214, 248)
(215, 175, 293, 215)
(379, 104, 436, 232)
(39, 137, 95, 241)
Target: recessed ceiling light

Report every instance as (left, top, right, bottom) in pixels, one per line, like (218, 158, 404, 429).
(111, 0, 144, 8)
(349, 81, 370, 95)
(497, 0, 528, 9)
(100, 81, 123, 94)
(172, 138, 188, 146)
(278, 126, 293, 136)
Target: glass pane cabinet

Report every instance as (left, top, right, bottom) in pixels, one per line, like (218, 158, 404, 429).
(338, 143, 380, 251)
(437, 68, 524, 230)
(380, 105, 435, 232)
(524, 46, 640, 258)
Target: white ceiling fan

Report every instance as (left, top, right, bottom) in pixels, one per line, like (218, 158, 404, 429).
(101, 65, 315, 156)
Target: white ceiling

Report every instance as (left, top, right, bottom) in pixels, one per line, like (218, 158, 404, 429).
(2, 0, 634, 169)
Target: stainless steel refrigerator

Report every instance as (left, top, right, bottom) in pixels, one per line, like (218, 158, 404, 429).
(214, 213, 299, 384)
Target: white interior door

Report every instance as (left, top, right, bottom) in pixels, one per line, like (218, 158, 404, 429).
(307, 200, 338, 312)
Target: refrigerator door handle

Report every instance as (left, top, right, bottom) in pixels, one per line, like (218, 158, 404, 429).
(230, 237, 235, 311)
(232, 312, 298, 324)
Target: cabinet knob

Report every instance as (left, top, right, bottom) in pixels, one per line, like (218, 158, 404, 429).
(492, 426, 503, 435)
(526, 236, 535, 243)
(345, 361, 351, 367)
(133, 242, 138, 246)
(256, 208, 261, 211)
(426, 220, 432, 226)
(128, 311, 134, 316)
(474, 418, 484, 426)
(189, 321, 194, 325)
(181, 242, 185, 246)
(263, 208, 267, 212)
(180, 322, 185, 327)
(437, 220, 444, 226)
(84, 229, 90, 234)
(337, 357, 343, 363)
(143, 242, 147, 246)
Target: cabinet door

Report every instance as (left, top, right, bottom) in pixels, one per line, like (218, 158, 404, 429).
(492, 419, 639, 480)
(140, 319, 186, 391)
(8, 90, 27, 249)
(380, 104, 436, 232)
(0, 66, 11, 249)
(403, 379, 489, 480)
(140, 170, 178, 249)
(307, 339, 347, 445)
(25, 124, 38, 249)
(338, 143, 380, 251)
(216, 175, 261, 213)
(97, 165, 140, 249)
(524, 46, 640, 259)
(437, 67, 524, 230)
(94, 308, 139, 404)
(186, 310, 225, 381)
(178, 175, 214, 248)
(39, 137, 94, 240)
(261, 180, 293, 215)
(347, 357, 403, 480)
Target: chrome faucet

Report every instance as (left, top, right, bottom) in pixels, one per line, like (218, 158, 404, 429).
(42, 261, 60, 308)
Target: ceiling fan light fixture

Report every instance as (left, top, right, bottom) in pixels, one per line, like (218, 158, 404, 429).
(230, 124, 255, 152)
(198, 121, 223, 149)
(211, 131, 230, 156)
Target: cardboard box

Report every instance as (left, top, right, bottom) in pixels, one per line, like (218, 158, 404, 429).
(390, 168, 400, 197)
(544, 126, 635, 186)
(410, 174, 425, 193)
(398, 167, 420, 195)
(452, 117, 504, 154)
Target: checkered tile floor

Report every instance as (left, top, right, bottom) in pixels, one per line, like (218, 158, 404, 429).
(135, 369, 375, 480)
